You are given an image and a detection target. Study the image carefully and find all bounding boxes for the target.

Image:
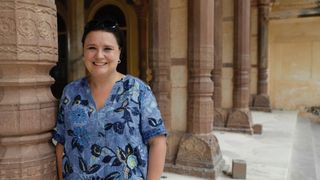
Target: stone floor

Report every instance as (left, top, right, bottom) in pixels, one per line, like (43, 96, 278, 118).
(161, 110, 320, 180)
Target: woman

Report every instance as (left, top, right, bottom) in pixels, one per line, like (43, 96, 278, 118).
(53, 20, 167, 180)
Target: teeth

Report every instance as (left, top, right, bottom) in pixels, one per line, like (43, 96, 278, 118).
(93, 62, 107, 66)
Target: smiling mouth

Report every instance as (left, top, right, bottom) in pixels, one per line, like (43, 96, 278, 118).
(93, 62, 108, 66)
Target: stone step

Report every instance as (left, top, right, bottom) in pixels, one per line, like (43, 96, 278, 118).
(287, 117, 319, 180)
(311, 120, 320, 180)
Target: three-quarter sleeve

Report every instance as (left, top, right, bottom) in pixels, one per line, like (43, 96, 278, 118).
(52, 89, 67, 145)
(140, 86, 167, 144)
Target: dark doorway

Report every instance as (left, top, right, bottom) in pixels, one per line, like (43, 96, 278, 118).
(93, 5, 127, 75)
(50, 14, 68, 99)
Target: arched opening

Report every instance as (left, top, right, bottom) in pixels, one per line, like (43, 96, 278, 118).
(50, 14, 68, 99)
(93, 5, 127, 74)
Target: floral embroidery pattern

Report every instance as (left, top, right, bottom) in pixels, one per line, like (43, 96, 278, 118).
(62, 155, 73, 178)
(104, 99, 140, 135)
(90, 143, 145, 179)
(148, 118, 163, 127)
(67, 127, 89, 152)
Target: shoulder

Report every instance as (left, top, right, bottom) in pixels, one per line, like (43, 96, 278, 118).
(62, 77, 87, 95)
(124, 75, 151, 91)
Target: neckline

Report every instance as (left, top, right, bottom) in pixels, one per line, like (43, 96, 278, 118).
(84, 75, 129, 112)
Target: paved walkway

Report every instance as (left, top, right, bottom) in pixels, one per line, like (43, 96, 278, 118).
(161, 110, 320, 180)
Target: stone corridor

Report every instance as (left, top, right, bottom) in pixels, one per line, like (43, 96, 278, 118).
(161, 110, 320, 180)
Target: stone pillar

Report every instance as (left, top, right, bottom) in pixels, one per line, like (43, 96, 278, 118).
(0, 0, 58, 179)
(213, 0, 225, 127)
(68, 0, 85, 81)
(148, 0, 175, 163)
(148, 0, 171, 130)
(252, 0, 271, 112)
(172, 1, 224, 178)
(227, 0, 253, 133)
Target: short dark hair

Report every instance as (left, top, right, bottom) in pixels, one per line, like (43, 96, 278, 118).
(81, 19, 124, 49)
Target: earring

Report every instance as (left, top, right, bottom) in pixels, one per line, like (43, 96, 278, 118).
(118, 59, 121, 64)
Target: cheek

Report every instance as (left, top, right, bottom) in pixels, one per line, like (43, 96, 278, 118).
(83, 52, 94, 61)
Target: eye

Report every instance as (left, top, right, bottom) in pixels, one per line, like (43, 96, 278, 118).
(104, 47, 113, 51)
(87, 46, 96, 50)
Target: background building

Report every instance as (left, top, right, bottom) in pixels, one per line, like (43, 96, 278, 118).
(0, 0, 319, 179)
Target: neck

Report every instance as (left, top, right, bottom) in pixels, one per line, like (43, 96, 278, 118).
(88, 71, 123, 90)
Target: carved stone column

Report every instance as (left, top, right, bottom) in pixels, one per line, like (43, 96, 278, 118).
(148, 0, 171, 130)
(0, 0, 58, 179)
(213, 0, 226, 127)
(252, 0, 271, 112)
(148, 0, 172, 162)
(227, 0, 253, 133)
(68, 0, 85, 81)
(172, 1, 224, 178)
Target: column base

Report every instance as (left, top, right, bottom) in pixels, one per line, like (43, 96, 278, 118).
(213, 108, 227, 127)
(0, 133, 56, 180)
(165, 133, 224, 179)
(226, 110, 253, 134)
(251, 94, 271, 112)
(165, 130, 184, 164)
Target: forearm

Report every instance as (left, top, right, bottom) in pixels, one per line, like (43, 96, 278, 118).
(147, 135, 167, 180)
(56, 143, 64, 180)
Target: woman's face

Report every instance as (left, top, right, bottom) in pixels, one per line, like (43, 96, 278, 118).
(83, 30, 121, 78)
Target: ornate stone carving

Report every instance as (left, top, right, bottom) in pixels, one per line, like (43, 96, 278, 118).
(16, 2, 56, 16)
(176, 135, 216, 167)
(0, 45, 17, 55)
(16, 4, 37, 13)
(39, 21, 52, 40)
(227, 110, 252, 129)
(214, 109, 225, 127)
(52, 22, 57, 43)
(0, 134, 56, 179)
(0, 0, 58, 178)
(174, 134, 224, 178)
(0, 17, 16, 39)
(0, 2, 15, 10)
(17, 18, 37, 40)
(165, 131, 184, 164)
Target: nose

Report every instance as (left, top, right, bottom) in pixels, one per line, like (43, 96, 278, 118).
(96, 49, 104, 59)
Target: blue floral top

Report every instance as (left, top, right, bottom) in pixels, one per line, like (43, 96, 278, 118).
(53, 75, 167, 180)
